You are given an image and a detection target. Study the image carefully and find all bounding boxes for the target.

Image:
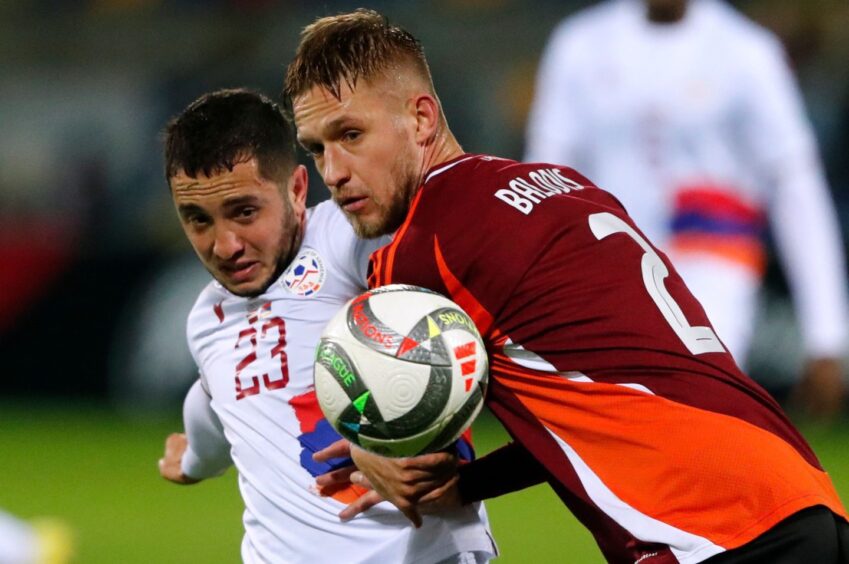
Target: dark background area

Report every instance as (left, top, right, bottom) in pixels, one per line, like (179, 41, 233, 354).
(1, 0, 848, 407)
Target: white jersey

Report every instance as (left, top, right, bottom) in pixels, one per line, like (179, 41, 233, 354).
(525, 0, 849, 361)
(184, 201, 496, 563)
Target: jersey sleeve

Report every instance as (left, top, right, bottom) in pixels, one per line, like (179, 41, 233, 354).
(181, 379, 232, 480)
(739, 35, 849, 357)
(770, 160, 849, 357)
(738, 34, 818, 171)
(458, 441, 549, 503)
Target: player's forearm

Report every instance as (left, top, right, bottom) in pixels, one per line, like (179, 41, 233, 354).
(457, 441, 549, 504)
(182, 379, 232, 479)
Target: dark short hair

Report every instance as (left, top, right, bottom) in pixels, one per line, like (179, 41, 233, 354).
(284, 8, 432, 100)
(163, 88, 296, 184)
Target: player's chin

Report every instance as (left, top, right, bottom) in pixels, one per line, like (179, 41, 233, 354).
(220, 272, 274, 298)
(349, 213, 393, 239)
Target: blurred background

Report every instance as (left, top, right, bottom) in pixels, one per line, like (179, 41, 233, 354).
(1, 0, 848, 562)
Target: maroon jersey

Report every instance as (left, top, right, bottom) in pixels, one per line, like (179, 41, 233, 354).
(369, 154, 845, 563)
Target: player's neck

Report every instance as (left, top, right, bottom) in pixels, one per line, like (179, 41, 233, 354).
(646, 0, 687, 24)
(419, 125, 464, 180)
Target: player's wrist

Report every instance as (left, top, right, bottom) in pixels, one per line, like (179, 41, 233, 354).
(180, 445, 222, 481)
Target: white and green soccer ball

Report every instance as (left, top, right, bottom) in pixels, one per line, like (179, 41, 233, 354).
(314, 284, 489, 457)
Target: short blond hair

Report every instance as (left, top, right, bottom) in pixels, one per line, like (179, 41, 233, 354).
(284, 8, 434, 100)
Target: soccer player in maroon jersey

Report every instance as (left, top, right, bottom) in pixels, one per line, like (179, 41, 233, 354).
(286, 9, 849, 563)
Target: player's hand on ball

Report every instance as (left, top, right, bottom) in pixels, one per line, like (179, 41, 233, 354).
(348, 444, 460, 528)
(313, 438, 361, 490)
(158, 433, 201, 485)
(417, 472, 463, 516)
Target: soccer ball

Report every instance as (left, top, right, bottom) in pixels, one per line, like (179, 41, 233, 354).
(314, 284, 489, 457)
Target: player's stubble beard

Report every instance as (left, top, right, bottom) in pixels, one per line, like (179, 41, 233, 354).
(344, 142, 421, 240)
(219, 194, 304, 299)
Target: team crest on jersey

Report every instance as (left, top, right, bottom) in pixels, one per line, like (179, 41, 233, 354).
(282, 248, 326, 296)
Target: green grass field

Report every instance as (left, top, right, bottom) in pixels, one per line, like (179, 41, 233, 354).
(1, 403, 847, 563)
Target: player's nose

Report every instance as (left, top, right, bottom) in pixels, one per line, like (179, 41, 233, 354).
(212, 227, 244, 260)
(321, 145, 351, 189)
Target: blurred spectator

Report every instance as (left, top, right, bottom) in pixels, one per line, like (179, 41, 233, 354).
(0, 510, 73, 564)
(525, 0, 849, 419)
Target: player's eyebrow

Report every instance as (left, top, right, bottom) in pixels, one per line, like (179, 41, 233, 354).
(298, 116, 363, 148)
(222, 194, 262, 208)
(178, 203, 204, 216)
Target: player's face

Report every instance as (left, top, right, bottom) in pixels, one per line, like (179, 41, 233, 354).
(292, 79, 421, 238)
(171, 159, 308, 297)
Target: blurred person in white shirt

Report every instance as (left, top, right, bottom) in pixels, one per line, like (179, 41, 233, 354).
(525, 0, 849, 419)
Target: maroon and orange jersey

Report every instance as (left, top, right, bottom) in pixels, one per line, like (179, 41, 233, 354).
(368, 154, 845, 564)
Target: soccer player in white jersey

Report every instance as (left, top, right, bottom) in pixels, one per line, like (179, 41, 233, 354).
(156, 88, 496, 563)
(525, 0, 849, 418)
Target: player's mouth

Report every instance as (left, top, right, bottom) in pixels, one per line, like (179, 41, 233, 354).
(337, 194, 369, 213)
(221, 261, 260, 283)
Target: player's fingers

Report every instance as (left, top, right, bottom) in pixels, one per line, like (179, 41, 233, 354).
(408, 451, 457, 472)
(417, 486, 447, 505)
(417, 476, 461, 513)
(397, 463, 456, 488)
(159, 457, 182, 482)
(397, 455, 457, 484)
(312, 439, 352, 462)
(338, 490, 383, 521)
(349, 471, 373, 490)
(164, 433, 187, 457)
(315, 465, 357, 488)
(165, 432, 186, 446)
(404, 470, 455, 487)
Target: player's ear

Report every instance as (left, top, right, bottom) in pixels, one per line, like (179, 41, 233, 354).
(412, 93, 440, 145)
(287, 164, 309, 220)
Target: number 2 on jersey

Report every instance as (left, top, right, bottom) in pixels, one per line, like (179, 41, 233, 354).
(588, 212, 725, 355)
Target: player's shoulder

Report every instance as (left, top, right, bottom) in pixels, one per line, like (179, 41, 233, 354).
(303, 199, 356, 255)
(703, 0, 784, 55)
(184, 279, 231, 353)
(305, 199, 351, 235)
(422, 154, 607, 219)
(303, 199, 389, 287)
(428, 154, 593, 191)
(544, 1, 622, 56)
(189, 280, 227, 316)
